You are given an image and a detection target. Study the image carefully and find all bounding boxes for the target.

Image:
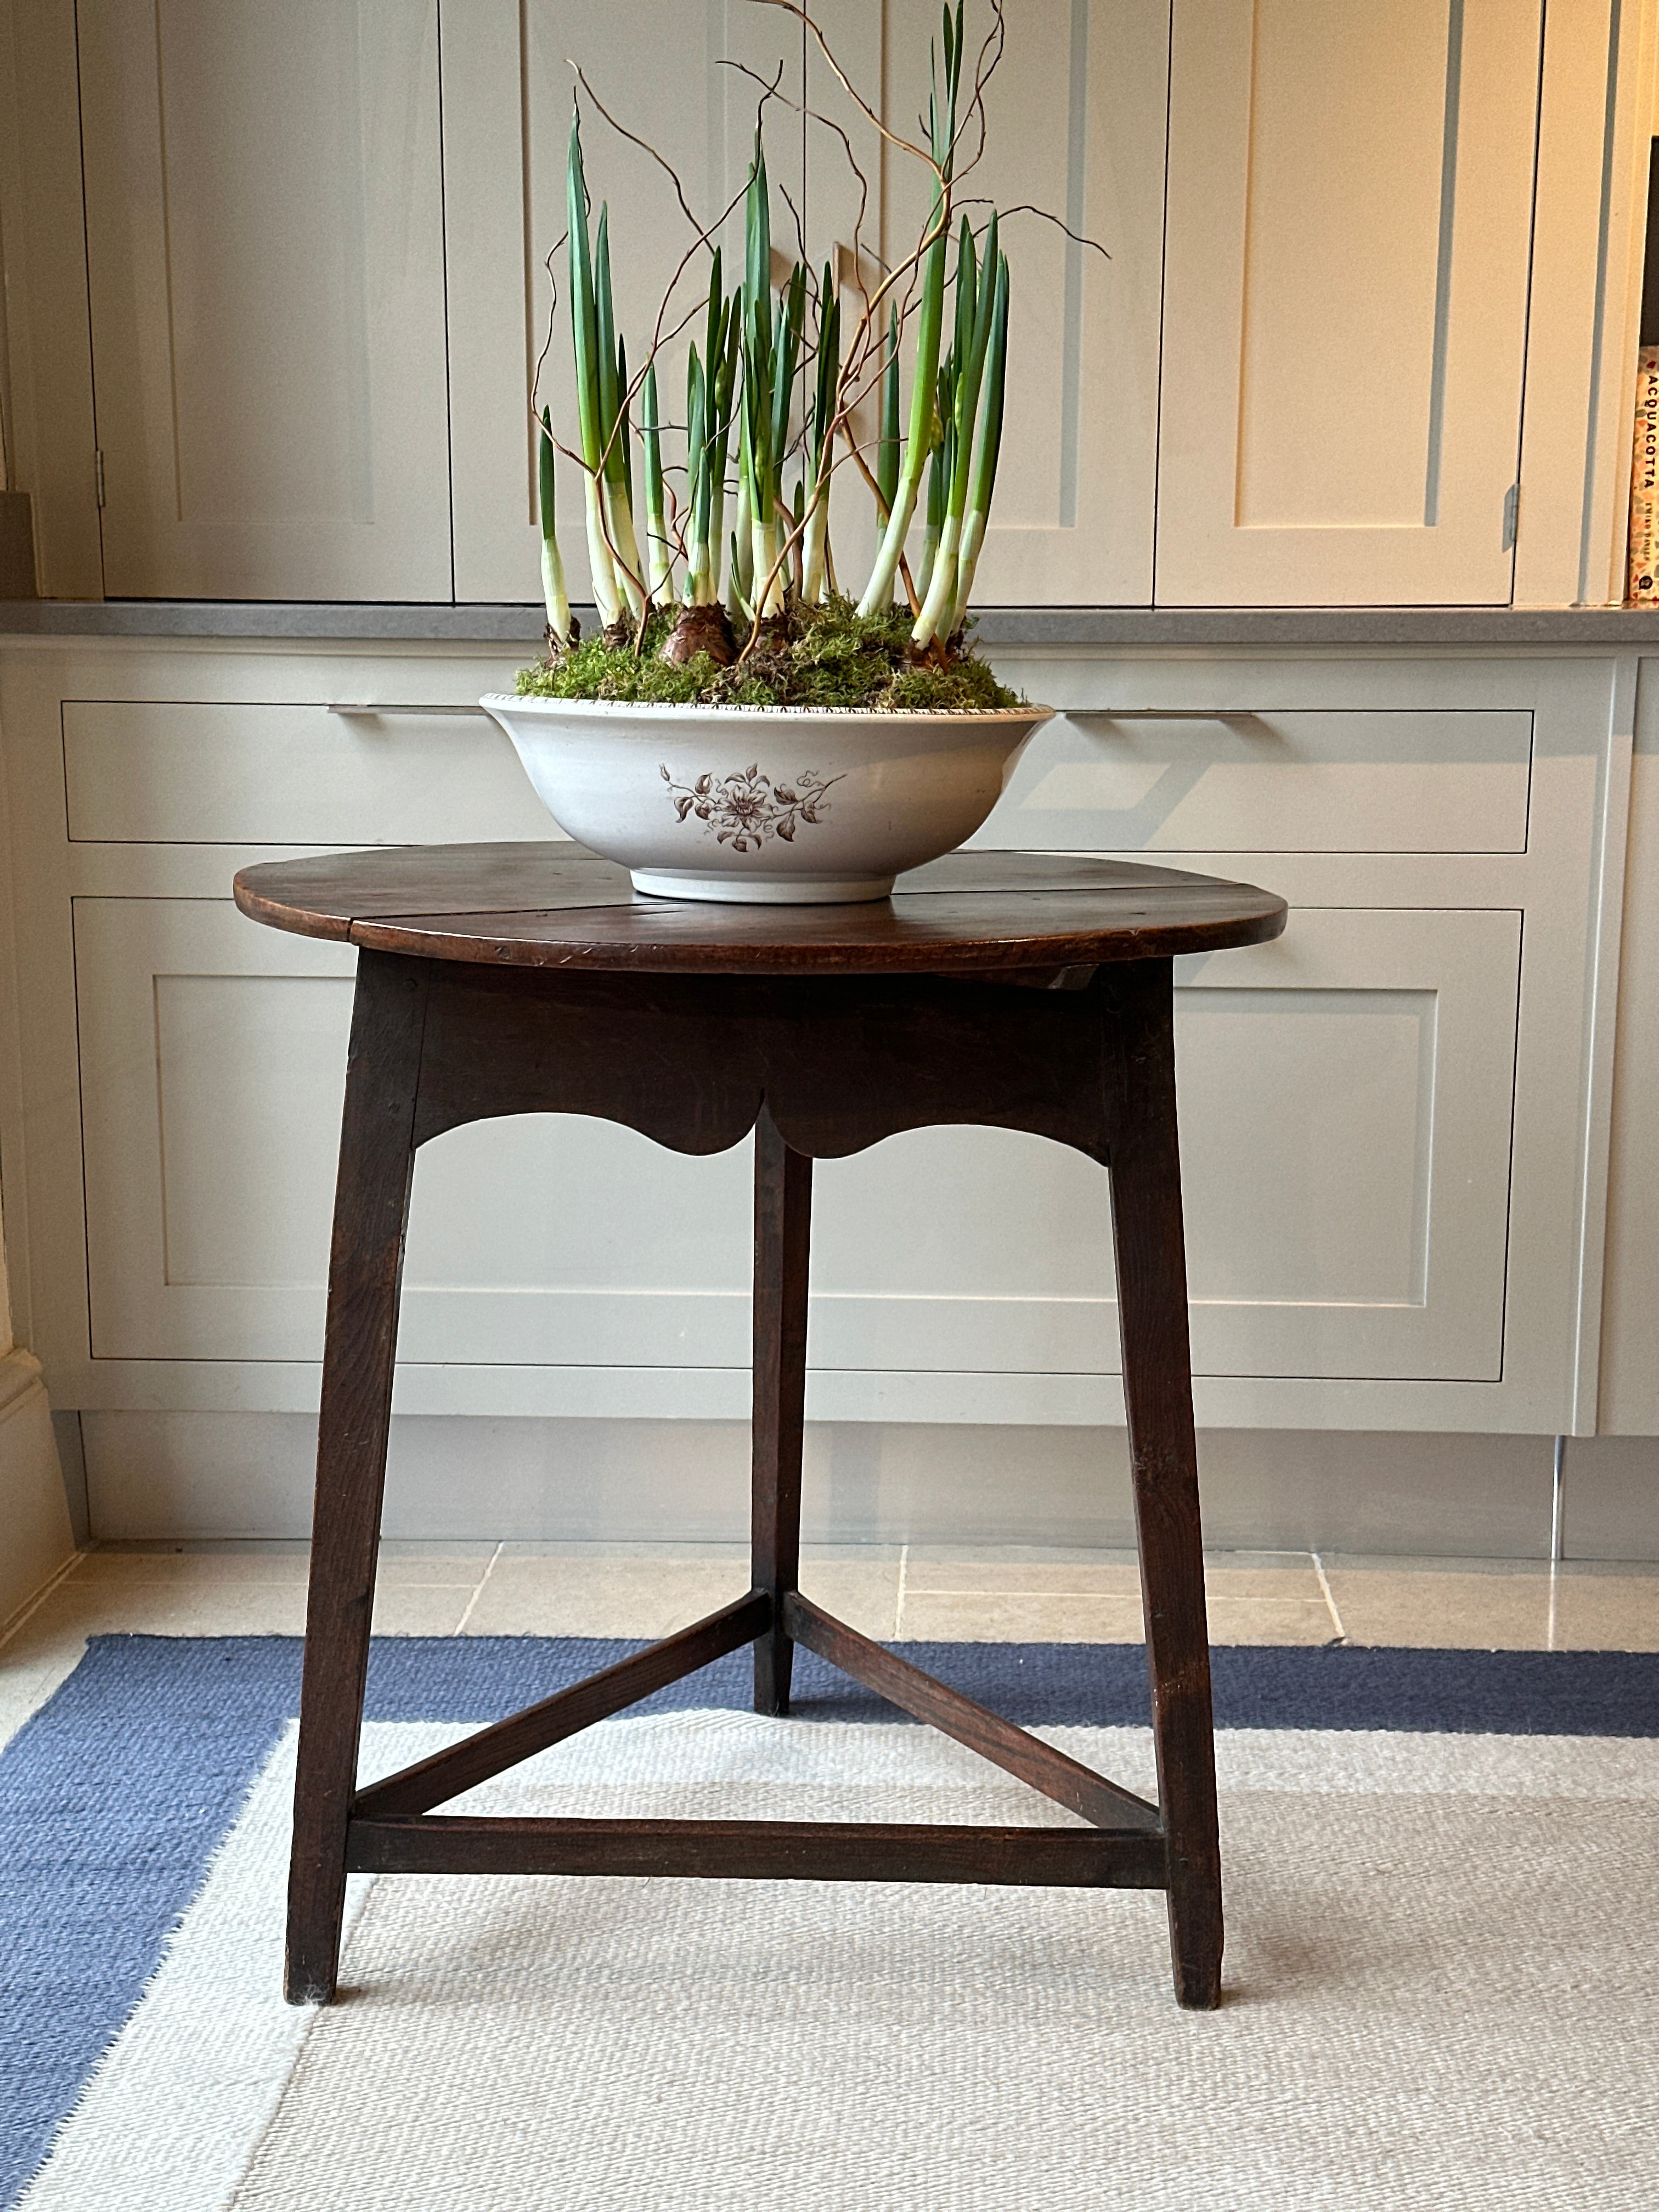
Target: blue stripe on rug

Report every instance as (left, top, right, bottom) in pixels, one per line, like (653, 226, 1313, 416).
(3, 1630, 1657, 2207)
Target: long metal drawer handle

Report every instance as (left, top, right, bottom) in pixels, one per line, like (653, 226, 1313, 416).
(325, 702, 488, 716)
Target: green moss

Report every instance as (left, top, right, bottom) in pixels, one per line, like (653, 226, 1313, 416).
(514, 595, 1023, 712)
(514, 612, 714, 704)
(882, 654, 1023, 713)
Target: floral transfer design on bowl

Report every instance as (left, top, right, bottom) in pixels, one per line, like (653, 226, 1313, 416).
(659, 763, 847, 853)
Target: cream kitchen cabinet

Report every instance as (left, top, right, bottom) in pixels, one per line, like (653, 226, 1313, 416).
(0, 637, 1632, 1447)
(970, 647, 1634, 1432)
(7, 1, 1641, 608)
(442, 0, 1581, 612)
(1598, 662, 1659, 1433)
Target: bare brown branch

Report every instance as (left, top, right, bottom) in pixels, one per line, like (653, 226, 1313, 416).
(570, 64, 709, 245)
(745, 0, 936, 173)
(956, 198, 1111, 261)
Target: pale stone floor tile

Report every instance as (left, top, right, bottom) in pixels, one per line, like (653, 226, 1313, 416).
(1324, 1570, 1554, 1649)
(1201, 1597, 1338, 1646)
(465, 1554, 899, 1641)
(70, 1549, 313, 1585)
(6, 1581, 315, 1641)
(461, 1556, 753, 1639)
(369, 1587, 479, 1636)
(371, 1550, 504, 1588)
(904, 1560, 1145, 1598)
(1205, 1550, 1327, 1573)
(896, 1590, 1149, 1644)
(72, 1543, 496, 1588)
(794, 1561, 902, 1639)
(491, 1542, 899, 1566)
(81, 1536, 311, 1553)
(1545, 1573, 1659, 1651)
(376, 1540, 501, 1562)
(496, 1541, 749, 1563)
(803, 1545, 909, 1567)
(904, 1544, 1313, 1569)
(905, 1544, 1142, 1572)
(897, 1585, 1338, 1646)
(0, 1629, 89, 1753)
(1203, 1565, 1327, 1604)
(1324, 1551, 1556, 1575)
(904, 1556, 1323, 1607)
(0, 1574, 470, 1644)
(906, 1564, 1325, 1605)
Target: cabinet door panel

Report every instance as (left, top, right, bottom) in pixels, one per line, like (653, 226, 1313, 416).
(822, 0, 1165, 606)
(810, 909, 1520, 1382)
(443, 0, 1163, 607)
(77, 901, 355, 1358)
(73, 899, 754, 1365)
(77, 0, 451, 599)
(442, 0, 802, 604)
(1158, 0, 1543, 604)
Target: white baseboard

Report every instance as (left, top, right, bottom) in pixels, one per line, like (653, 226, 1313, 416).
(0, 1349, 76, 1626)
(74, 1408, 1586, 1559)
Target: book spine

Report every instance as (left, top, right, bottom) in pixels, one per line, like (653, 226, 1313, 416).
(1629, 346, 1659, 604)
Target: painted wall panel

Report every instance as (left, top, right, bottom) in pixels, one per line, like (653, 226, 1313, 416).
(858, 0, 1167, 604)
(442, 0, 802, 604)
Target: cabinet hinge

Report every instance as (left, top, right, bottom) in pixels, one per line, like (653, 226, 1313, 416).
(94, 449, 105, 509)
(1502, 481, 1519, 552)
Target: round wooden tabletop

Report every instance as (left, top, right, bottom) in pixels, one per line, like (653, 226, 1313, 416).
(233, 844, 1288, 975)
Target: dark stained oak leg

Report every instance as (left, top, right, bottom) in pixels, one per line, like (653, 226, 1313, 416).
(1104, 961, 1224, 2010)
(751, 1105, 812, 1717)
(285, 952, 430, 2004)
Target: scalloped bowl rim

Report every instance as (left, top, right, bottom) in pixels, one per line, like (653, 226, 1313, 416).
(481, 693, 1054, 724)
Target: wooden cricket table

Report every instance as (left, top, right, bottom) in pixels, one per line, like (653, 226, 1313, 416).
(234, 842, 1287, 2012)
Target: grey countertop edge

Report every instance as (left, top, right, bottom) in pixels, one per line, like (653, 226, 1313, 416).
(6, 599, 1659, 648)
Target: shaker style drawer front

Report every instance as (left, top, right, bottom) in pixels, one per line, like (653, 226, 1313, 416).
(983, 706, 1533, 854)
(63, 700, 552, 846)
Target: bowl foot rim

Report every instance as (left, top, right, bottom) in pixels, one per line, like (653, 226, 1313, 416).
(629, 866, 895, 906)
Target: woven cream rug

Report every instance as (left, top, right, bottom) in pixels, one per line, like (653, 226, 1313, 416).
(20, 1708, 1659, 2211)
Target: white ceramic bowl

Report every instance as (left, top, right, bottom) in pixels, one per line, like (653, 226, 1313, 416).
(479, 694, 1053, 904)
